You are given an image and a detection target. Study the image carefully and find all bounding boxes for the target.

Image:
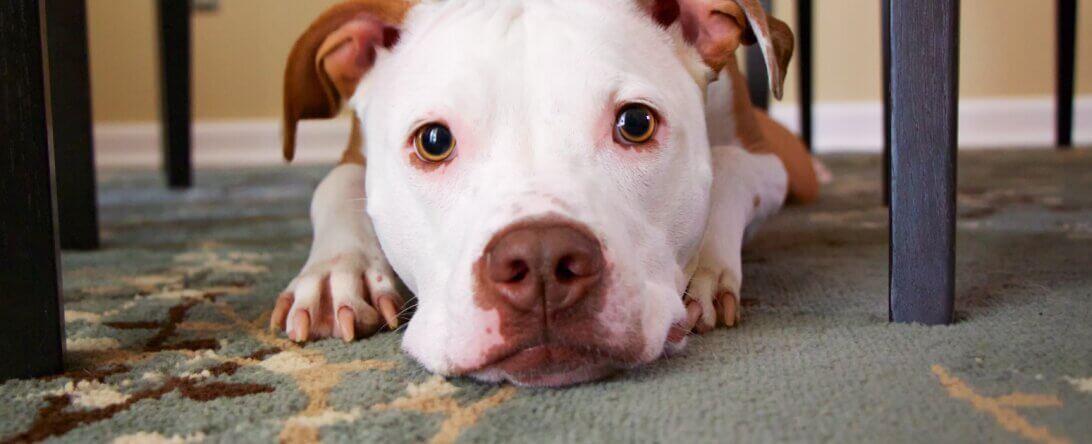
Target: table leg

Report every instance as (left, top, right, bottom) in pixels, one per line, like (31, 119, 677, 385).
(882, 0, 892, 206)
(45, 0, 99, 250)
(887, 0, 959, 325)
(796, 0, 814, 151)
(157, 0, 193, 188)
(1056, 0, 1077, 149)
(0, 0, 67, 380)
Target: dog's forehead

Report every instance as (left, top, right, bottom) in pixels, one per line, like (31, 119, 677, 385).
(393, 0, 676, 90)
(359, 0, 692, 136)
(406, 0, 655, 45)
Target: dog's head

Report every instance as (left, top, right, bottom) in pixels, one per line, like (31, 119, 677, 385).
(285, 0, 791, 386)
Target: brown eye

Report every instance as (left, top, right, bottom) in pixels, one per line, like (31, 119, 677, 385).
(614, 104, 656, 144)
(414, 123, 456, 162)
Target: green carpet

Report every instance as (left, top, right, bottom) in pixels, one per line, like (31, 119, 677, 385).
(2, 149, 1089, 443)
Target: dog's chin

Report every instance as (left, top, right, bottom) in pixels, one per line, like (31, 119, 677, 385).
(467, 344, 622, 387)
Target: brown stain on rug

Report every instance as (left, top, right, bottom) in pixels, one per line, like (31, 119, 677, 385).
(4, 367, 274, 444)
(40, 365, 131, 384)
(105, 289, 247, 354)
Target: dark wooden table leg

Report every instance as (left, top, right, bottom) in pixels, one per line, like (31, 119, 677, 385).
(0, 0, 67, 380)
(45, 0, 99, 250)
(746, 0, 774, 110)
(887, 0, 959, 325)
(882, 0, 892, 206)
(157, 0, 193, 189)
(1056, 0, 1077, 149)
(796, 0, 814, 151)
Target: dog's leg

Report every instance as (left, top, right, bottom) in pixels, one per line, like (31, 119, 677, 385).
(270, 162, 402, 342)
(687, 145, 788, 332)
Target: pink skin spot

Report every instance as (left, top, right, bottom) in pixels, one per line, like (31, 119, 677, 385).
(376, 275, 383, 283)
(486, 327, 493, 334)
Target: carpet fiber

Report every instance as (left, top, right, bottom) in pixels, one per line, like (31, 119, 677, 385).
(2, 149, 1090, 443)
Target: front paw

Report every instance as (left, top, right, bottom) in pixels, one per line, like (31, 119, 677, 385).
(683, 267, 741, 334)
(270, 252, 403, 342)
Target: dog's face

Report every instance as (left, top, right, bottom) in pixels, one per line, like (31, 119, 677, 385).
(363, 0, 712, 386)
(284, 0, 789, 386)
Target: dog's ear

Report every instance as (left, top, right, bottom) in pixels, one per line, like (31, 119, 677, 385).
(647, 0, 794, 99)
(283, 0, 410, 161)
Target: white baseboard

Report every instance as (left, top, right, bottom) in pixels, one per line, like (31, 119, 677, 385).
(93, 119, 353, 168)
(768, 96, 1092, 153)
(94, 96, 1091, 168)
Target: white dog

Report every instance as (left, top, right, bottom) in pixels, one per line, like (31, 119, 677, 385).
(272, 0, 818, 387)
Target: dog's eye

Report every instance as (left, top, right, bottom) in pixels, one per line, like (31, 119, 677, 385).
(614, 105, 657, 145)
(414, 123, 456, 162)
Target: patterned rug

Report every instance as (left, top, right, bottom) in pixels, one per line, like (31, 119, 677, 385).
(1, 149, 1089, 443)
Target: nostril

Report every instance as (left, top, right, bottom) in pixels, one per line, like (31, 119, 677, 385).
(489, 254, 531, 284)
(554, 254, 601, 283)
(505, 260, 530, 284)
(555, 258, 577, 283)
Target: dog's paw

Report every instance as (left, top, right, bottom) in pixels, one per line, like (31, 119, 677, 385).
(270, 252, 403, 342)
(683, 267, 741, 334)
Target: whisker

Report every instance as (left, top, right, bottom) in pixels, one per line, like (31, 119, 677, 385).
(396, 304, 417, 317)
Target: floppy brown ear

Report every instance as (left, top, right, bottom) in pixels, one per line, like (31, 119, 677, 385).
(651, 0, 794, 99)
(282, 0, 410, 162)
(760, 15, 794, 99)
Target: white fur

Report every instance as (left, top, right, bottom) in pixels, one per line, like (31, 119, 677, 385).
(286, 0, 790, 382)
(283, 164, 398, 339)
(688, 146, 786, 327)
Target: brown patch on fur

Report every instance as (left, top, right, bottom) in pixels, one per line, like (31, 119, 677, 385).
(754, 110, 818, 203)
(340, 115, 367, 166)
(660, 1, 815, 202)
(667, 0, 793, 97)
(732, 0, 793, 98)
(724, 59, 818, 203)
(283, 0, 411, 161)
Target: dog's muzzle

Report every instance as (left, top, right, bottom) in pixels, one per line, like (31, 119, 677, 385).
(464, 220, 637, 386)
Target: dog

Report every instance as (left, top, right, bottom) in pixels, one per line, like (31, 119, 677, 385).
(271, 0, 818, 387)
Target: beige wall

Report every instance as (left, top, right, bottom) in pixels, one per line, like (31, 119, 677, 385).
(88, 0, 339, 123)
(774, 0, 1092, 103)
(88, 0, 1092, 123)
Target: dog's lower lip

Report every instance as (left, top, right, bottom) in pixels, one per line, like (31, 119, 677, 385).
(486, 344, 618, 386)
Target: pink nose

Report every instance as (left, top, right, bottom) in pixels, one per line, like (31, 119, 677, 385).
(480, 223, 605, 316)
